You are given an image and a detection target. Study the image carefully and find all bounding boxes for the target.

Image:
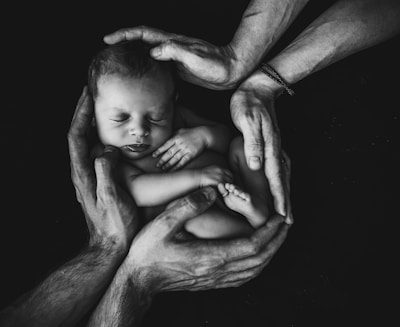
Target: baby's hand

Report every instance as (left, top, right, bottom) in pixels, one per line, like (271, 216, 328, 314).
(153, 127, 209, 171)
(199, 165, 233, 187)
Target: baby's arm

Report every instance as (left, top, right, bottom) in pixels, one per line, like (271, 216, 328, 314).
(179, 107, 231, 154)
(153, 107, 231, 171)
(120, 163, 232, 206)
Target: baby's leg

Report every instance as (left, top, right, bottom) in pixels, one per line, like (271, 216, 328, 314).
(182, 150, 254, 238)
(219, 136, 273, 228)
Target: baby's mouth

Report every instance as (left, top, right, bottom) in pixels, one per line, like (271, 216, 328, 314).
(124, 144, 150, 153)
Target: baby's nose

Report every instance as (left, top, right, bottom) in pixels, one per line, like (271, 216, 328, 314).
(128, 121, 150, 137)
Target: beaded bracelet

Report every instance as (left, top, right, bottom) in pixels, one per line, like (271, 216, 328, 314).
(259, 63, 295, 96)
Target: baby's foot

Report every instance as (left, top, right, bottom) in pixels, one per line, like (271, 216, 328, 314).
(217, 183, 268, 228)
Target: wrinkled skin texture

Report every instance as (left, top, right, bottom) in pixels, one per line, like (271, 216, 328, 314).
(104, 26, 242, 90)
(68, 87, 139, 250)
(104, 26, 292, 220)
(230, 71, 293, 223)
(123, 188, 291, 293)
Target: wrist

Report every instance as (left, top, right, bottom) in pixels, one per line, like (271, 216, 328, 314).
(240, 70, 286, 96)
(225, 44, 246, 86)
(118, 256, 160, 300)
(196, 126, 212, 149)
(89, 235, 130, 260)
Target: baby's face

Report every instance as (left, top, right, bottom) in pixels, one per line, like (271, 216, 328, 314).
(94, 69, 175, 160)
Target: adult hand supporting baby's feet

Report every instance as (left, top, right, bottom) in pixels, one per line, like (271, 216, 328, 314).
(118, 187, 289, 293)
(231, 69, 293, 224)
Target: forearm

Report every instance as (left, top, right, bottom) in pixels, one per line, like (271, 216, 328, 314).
(230, 0, 309, 79)
(87, 263, 153, 327)
(0, 242, 126, 327)
(129, 171, 199, 206)
(268, 0, 400, 85)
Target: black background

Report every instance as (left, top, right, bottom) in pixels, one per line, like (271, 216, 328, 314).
(1, 1, 399, 326)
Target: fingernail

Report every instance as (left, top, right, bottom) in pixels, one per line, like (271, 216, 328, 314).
(249, 156, 261, 170)
(201, 187, 216, 201)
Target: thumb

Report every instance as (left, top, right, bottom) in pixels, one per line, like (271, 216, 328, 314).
(242, 121, 264, 171)
(160, 187, 217, 235)
(150, 40, 187, 62)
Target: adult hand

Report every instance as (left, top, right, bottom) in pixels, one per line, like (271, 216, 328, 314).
(104, 26, 243, 90)
(121, 185, 290, 293)
(230, 70, 293, 223)
(68, 87, 139, 251)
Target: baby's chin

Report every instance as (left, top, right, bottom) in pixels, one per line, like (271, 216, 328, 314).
(120, 146, 153, 160)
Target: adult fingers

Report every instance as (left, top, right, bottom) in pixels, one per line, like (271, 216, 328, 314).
(68, 86, 93, 141)
(240, 114, 264, 171)
(221, 217, 289, 273)
(157, 187, 217, 236)
(103, 26, 173, 45)
(251, 214, 286, 245)
(150, 39, 194, 62)
(189, 224, 290, 291)
(94, 146, 120, 204)
(183, 272, 256, 291)
(68, 87, 95, 190)
(282, 151, 294, 224)
(186, 237, 259, 269)
(261, 116, 286, 217)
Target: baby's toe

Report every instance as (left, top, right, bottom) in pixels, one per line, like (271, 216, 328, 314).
(217, 183, 229, 197)
(225, 183, 234, 192)
(239, 191, 250, 201)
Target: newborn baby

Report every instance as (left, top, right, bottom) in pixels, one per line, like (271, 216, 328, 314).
(88, 41, 272, 238)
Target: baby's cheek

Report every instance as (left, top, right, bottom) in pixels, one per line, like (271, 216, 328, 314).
(97, 126, 123, 147)
(152, 126, 173, 146)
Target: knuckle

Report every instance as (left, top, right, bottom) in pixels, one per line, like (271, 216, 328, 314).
(246, 143, 263, 153)
(248, 242, 260, 256)
(164, 39, 178, 50)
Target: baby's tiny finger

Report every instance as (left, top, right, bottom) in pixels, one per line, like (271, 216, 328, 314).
(152, 139, 175, 158)
(156, 148, 176, 167)
(161, 152, 182, 171)
(170, 154, 190, 171)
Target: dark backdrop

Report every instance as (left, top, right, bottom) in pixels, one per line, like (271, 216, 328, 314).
(1, 1, 399, 326)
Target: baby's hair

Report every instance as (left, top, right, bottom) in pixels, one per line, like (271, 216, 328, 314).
(88, 41, 170, 98)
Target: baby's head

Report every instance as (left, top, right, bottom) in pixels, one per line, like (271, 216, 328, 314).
(88, 41, 176, 160)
